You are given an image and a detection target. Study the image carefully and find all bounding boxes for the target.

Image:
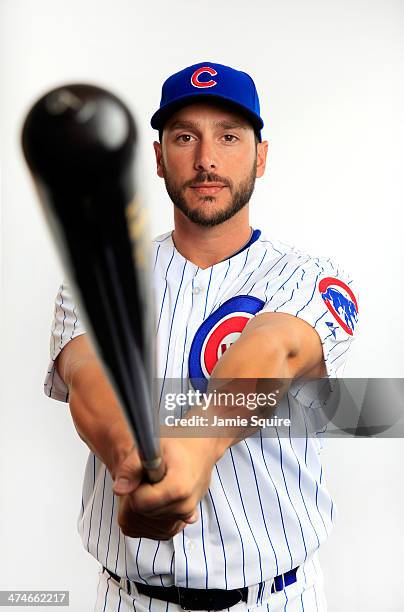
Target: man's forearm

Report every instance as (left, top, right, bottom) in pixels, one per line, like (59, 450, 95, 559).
(207, 328, 292, 454)
(161, 329, 293, 460)
(65, 359, 135, 478)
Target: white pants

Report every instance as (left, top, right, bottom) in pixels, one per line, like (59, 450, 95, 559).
(94, 554, 327, 612)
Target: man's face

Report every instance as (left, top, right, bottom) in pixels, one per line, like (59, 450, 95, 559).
(153, 103, 267, 227)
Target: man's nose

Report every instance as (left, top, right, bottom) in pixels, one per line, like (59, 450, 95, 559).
(193, 139, 217, 172)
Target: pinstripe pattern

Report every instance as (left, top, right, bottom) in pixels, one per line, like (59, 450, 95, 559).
(45, 230, 356, 608)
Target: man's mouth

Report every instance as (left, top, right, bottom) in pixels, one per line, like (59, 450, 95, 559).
(189, 183, 227, 195)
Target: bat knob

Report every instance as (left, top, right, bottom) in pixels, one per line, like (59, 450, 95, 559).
(22, 84, 137, 190)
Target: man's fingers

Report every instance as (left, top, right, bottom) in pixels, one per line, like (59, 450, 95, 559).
(141, 504, 199, 522)
(120, 520, 187, 541)
(118, 496, 189, 539)
(129, 475, 194, 515)
(113, 447, 143, 495)
(113, 477, 134, 495)
(183, 511, 198, 524)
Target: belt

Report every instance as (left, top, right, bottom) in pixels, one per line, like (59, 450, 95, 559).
(104, 567, 298, 610)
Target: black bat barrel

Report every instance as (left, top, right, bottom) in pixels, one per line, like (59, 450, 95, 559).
(22, 85, 162, 478)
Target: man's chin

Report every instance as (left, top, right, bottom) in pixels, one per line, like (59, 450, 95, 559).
(169, 186, 251, 226)
(186, 192, 226, 205)
(176, 204, 238, 228)
(181, 200, 231, 219)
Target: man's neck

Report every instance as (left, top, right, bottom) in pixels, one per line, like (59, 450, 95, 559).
(171, 210, 253, 269)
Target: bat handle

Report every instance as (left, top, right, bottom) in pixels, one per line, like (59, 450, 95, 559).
(142, 456, 167, 483)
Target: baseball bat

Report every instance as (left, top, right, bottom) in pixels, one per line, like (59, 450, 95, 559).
(22, 84, 165, 483)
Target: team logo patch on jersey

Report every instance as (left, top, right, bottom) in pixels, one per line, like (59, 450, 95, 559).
(191, 66, 218, 88)
(319, 277, 358, 336)
(189, 295, 265, 391)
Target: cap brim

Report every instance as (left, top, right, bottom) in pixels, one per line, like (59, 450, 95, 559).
(151, 93, 264, 137)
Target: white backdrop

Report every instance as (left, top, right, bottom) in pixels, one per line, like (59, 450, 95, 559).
(1, 0, 403, 610)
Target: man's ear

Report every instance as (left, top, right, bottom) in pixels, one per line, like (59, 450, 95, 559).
(153, 141, 164, 178)
(256, 140, 269, 178)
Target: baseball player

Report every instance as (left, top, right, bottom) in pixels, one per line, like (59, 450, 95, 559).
(44, 62, 358, 611)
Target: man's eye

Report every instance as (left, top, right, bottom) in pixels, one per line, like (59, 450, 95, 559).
(176, 134, 195, 143)
(222, 134, 238, 143)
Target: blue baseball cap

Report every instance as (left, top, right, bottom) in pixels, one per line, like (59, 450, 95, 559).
(151, 62, 264, 141)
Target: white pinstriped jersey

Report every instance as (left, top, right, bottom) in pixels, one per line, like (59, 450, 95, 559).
(44, 228, 358, 590)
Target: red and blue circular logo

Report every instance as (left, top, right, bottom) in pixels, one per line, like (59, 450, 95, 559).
(189, 295, 264, 391)
(319, 277, 358, 336)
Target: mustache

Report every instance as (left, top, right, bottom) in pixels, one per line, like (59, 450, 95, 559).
(183, 172, 232, 189)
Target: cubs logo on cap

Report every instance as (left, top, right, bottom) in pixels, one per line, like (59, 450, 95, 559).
(319, 277, 358, 336)
(191, 66, 218, 88)
(189, 295, 265, 391)
(150, 61, 264, 141)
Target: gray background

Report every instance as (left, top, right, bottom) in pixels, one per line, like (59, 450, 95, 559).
(1, 0, 403, 610)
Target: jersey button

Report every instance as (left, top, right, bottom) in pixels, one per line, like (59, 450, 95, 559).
(185, 539, 196, 551)
(192, 286, 201, 295)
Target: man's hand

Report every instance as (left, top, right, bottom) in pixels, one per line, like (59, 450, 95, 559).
(117, 496, 190, 540)
(112, 436, 221, 538)
(113, 446, 191, 540)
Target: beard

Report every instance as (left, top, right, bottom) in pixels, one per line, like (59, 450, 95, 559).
(162, 157, 257, 228)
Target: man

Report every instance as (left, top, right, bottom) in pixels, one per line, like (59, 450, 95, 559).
(45, 62, 358, 611)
